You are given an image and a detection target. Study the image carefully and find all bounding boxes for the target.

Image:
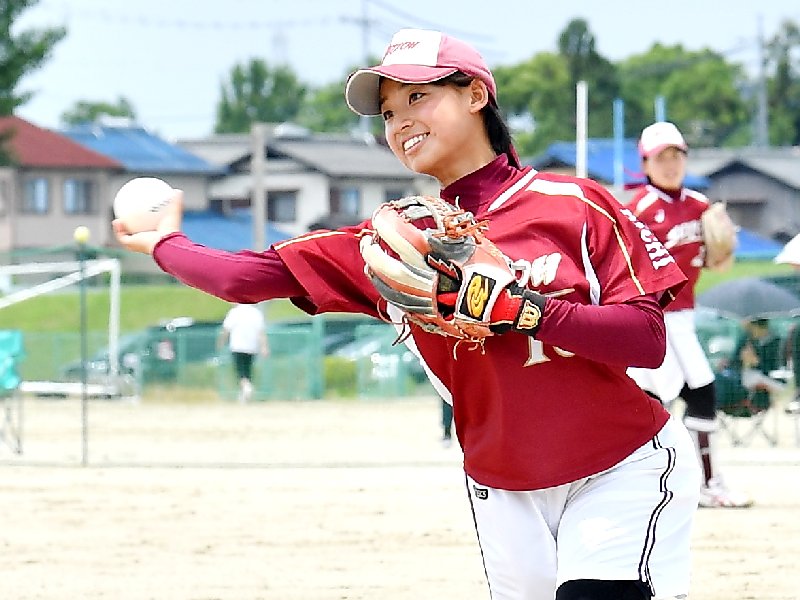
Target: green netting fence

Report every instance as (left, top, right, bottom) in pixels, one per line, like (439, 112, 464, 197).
(8, 316, 435, 401)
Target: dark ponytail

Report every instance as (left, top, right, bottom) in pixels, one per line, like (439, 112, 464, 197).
(482, 102, 519, 168)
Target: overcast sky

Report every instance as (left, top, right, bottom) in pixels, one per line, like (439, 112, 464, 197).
(14, 0, 800, 141)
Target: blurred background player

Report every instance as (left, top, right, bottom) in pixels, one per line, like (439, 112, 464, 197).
(626, 122, 752, 509)
(218, 303, 268, 402)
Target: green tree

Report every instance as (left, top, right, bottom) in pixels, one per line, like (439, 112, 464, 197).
(60, 96, 137, 126)
(494, 52, 573, 157)
(766, 19, 800, 145)
(296, 79, 359, 133)
(0, 0, 65, 115)
(618, 45, 748, 146)
(494, 19, 620, 158)
(0, 0, 65, 164)
(215, 59, 307, 133)
(557, 18, 620, 138)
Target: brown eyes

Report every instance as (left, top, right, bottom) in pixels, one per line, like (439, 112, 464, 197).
(381, 91, 426, 121)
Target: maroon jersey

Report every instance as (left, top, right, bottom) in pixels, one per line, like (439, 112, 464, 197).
(274, 165, 686, 490)
(628, 184, 710, 311)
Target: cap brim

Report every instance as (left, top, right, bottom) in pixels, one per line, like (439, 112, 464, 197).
(640, 142, 688, 158)
(345, 65, 458, 116)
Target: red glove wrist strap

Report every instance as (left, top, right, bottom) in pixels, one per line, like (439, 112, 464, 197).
(489, 286, 546, 335)
(490, 289, 523, 326)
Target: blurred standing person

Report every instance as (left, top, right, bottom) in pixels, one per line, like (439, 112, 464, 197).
(441, 398, 453, 447)
(627, 122, 752, 508)
(218, 303, 268, 402)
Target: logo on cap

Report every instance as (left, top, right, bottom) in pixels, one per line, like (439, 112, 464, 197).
(384, 41, 421, 60)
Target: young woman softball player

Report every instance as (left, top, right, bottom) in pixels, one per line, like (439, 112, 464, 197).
(115, 28, 701, 600)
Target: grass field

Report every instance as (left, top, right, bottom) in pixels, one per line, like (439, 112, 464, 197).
(0, 283, 307, 334)
(0, 260, 795, 335)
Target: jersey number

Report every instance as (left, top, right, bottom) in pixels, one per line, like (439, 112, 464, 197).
(524, 339, 574, 366)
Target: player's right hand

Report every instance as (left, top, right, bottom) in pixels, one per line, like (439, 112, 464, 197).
(113, 189, 184, 255)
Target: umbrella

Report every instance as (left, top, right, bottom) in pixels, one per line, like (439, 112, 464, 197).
(696, 276, 800, 319)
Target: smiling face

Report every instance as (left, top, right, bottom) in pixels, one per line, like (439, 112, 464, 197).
(643, 145, 687, 191)
(378, 77, 496, 187)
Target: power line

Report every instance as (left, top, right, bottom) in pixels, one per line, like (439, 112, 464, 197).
(42, 6, 342, 30)
(367, 0, 494, 43)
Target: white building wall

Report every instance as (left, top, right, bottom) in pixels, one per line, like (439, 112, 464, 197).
(260, 172, 329, 237)
(0, 168, 14, 253)
(13, 168, 119, 248)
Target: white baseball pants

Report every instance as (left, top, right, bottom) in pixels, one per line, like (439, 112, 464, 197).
(465, 417, 700, 599)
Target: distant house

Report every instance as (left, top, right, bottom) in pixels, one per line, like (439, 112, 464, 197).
(0, 116, 122, 254)
(687, 147, 800, 243)
(179, 124, 437, 239)
(0, 116, 438, 273)
(60, 120, 223, 214)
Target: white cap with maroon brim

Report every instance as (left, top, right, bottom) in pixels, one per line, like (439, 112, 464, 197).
(638, 121, 688, 158)
(345, 28, 497, 117)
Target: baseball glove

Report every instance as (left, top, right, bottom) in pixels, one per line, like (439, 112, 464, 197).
(359, 195, 523, 342)
(701, 202, 737, 270)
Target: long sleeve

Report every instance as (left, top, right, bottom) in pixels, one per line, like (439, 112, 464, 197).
(536, 294, 666, 368)
(152, 232, 307, 303)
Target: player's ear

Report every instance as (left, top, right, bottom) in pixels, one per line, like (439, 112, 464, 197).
(468, 79, 490, 114)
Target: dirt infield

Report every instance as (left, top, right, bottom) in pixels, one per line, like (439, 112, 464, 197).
(1, 395, 798, 600)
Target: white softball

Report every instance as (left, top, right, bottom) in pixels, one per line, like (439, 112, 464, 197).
(113, 177, 175, 233)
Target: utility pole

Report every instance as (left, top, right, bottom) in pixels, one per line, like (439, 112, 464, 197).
(755, 15, 769, 147)
(342, 1, 374, 138)
(654, 96, 667, 122)
(359, 0, 371, 137)
(251, 122, 267, 251)
(575, 81, 588, 179)
(613, 98, 625, 193)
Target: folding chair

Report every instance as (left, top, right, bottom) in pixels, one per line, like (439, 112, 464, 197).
(0, 330, 24, 454)
(715, 366, 785, 446)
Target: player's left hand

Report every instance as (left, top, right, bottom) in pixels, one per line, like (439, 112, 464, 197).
(359, 196, 547, 341)
(701, 202, 736, 271)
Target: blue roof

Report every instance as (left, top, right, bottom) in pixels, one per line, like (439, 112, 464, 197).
(528, 139, 710, 189)
(62, 123, 223, 175)
(735, 227, 783, 260)
(182, 209, 293, 251)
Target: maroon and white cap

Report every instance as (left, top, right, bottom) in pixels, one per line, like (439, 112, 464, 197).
(638, 121, 688, 158)
(345, 28, 497, 116)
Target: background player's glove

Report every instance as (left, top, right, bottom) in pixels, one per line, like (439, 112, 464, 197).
(359, 195, 546, 342)
(701, 202, 737, 271)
